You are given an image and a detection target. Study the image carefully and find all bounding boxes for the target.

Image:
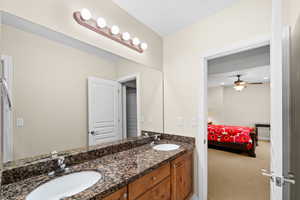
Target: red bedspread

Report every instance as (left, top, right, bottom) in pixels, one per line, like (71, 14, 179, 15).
(208, 125, 255, 150)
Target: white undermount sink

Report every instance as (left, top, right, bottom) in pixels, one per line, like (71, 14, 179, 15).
(26, 171, 102, 200)
(153, 144, 180, 151)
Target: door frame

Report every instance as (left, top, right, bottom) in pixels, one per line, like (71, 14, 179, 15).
(117, 74, 141, 137)
(197, 36, 271, 200)
(1, 55, 13, 162)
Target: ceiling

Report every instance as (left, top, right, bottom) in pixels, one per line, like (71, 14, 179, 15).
(208, 66, 270, 88)
(112, 0, 237, 36)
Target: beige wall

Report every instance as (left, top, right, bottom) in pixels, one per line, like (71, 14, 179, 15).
(207, 87, 224, 124)
(163, 0, 272, 137)
(285, 0, 300, 31)
(116, 60, 164, 133)
(208, 84, 270, 127)
(2, 24, 118, 159)
(2, 24, 164, 160)
(1, 0, 163, 70)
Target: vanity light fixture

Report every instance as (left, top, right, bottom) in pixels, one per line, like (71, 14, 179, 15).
(110, 25, 120, 35)
(122, 32, 131, 41)
(140, 42, 148, 50)
(96, 17, 106, 28)
(80, 8, 92, 21)
(132, 37, 140, 46)
(73, 9, 148, 53)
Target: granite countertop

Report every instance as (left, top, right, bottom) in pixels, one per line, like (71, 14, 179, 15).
(1, 140, 194, 200)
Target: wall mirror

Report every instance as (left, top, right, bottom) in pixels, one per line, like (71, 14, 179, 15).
(0, 12, 164, 165)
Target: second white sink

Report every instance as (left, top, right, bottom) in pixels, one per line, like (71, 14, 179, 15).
(153, 144, 180, 151)
(26, 171, 102, 200)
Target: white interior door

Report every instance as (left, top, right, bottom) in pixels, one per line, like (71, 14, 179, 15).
(88, 77, 121, 146)
(284, 13, 300, 200)
(269, 0, 284, 198)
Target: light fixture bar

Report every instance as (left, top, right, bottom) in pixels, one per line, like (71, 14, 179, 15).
(73, 11, 146, 53)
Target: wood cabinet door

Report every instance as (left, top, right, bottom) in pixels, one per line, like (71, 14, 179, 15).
(128, 163, 170, 200)
(102, 187, 128, 200)
(171, 152, 193, 200)
(136, 177, 171, 200)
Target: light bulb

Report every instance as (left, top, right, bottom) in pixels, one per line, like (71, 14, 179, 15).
(234, 85, 245, 91)
(96, 17, 106, 28)
(122, 32, 131, 41)
(140, 42, 148, 50)
(110, 25, 120, 35)
(80, 8, 92, 21)
(132, 37, 140, 46)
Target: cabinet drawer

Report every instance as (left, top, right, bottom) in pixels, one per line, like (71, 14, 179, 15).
(128, 163, 170, 200)
(136, 177, 170, 200)
(102, 187, 128, 200)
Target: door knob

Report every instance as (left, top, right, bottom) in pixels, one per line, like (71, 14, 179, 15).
(90, 131, 95, 135)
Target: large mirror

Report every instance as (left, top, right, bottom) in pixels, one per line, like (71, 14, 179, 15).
(0, 13, 164, 163)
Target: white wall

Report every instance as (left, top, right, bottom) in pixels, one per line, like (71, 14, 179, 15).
(163, 0, 272, 138)
(208, 84, 270, 127)
(0, 0, 163, 70)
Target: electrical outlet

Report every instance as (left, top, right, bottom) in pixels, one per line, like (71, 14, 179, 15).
(16, 118, 24, 128)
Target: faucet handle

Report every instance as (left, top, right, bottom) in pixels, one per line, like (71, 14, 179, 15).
(51, 151, 58, 159)
(57, 156, 65, 165)
(154, 134, 161, 140)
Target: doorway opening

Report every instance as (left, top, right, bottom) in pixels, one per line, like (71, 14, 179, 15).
(206, 45, 271, 200)
(120, 79, 138, 138)
(196, 37, 279, 200)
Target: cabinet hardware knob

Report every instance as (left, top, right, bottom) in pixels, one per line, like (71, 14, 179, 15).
(123, 193, 127, 199)
(152, 176, 157, 180)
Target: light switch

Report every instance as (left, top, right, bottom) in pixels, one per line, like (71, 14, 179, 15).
(16, 118, 24, 128)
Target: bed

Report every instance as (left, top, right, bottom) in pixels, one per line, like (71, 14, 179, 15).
(208, 124, 257, 157)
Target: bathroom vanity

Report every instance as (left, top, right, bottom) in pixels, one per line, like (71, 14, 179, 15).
(104, 151, 193, 200)
(1, 134, 194, 200)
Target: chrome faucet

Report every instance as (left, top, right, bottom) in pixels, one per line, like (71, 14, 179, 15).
(150, 134, 161, 146)
(153, 134, 161, 141)
(57, 156, 68, 173)
(48, 151, 69, 176)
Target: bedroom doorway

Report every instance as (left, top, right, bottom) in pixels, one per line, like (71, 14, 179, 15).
(206, 45, 271, 200)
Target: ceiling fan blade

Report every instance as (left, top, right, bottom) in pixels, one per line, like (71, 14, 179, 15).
(248, 82, 264, 84)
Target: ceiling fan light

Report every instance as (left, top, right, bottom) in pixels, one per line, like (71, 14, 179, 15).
(234, 85, 245, 91)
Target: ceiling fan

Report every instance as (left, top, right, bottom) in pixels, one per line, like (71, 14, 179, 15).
(232, 74, 263, 91)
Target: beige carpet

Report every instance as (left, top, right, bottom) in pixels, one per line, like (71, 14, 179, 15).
(208, 141, 270, 200)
